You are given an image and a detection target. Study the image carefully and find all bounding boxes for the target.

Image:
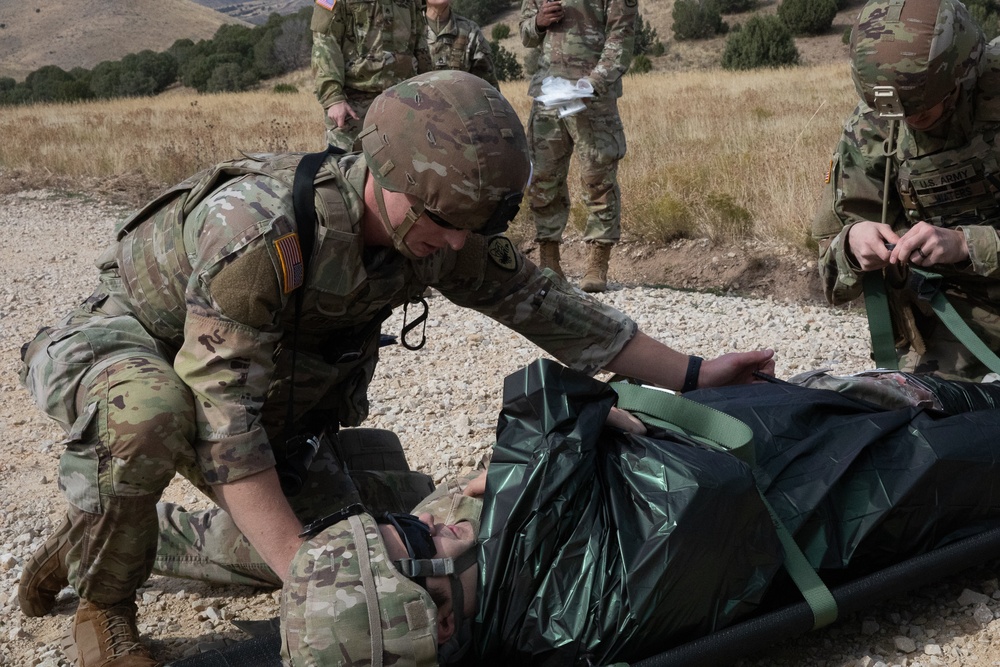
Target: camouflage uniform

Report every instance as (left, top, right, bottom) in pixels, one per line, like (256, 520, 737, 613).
(311, 0, 432, 150)
(19, 150, 637, 608)
(426, 12, 498, 88)
(519, 0, 636, 244)
(812, 0, 1000, 381)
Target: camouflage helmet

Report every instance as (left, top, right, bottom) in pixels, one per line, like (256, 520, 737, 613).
(281, 511, 440, 666)
(360, 70, 530, 236)
(850, 0, 984, 116)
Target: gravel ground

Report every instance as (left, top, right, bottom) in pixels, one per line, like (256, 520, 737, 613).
(3, 190, 1000, 667)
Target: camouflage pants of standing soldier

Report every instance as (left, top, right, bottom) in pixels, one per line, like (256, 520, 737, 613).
(527, 96, 626, 244)
(324, 90, 380, 152)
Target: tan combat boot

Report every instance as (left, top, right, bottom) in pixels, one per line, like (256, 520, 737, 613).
(73, 598, 160, 667)
(579, 243, 612, 293)
(537, 240, 565, 279)
(19, 517, 71, 617)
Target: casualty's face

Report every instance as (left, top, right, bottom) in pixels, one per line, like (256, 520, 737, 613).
(379, 514, 479, 616)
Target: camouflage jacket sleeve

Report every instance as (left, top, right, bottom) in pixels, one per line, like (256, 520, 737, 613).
(428, 236, 638, 375)
(519, 0, 545, 49)
(468, 24, 499, 88)
(311, 2, 348, 107)
(811, 103, 903, 306)
(412, 2, 433, 74)
(175, 176, 296, 485)
(587, 0, 638, 98)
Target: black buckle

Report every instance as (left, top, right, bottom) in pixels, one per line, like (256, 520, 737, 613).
(299, 502, 366, 539)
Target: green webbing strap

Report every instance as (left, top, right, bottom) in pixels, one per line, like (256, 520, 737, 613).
(612, 382, 839, 630)
(612, 382, 755, 465)
(912, 268, 1000, 375)
(862, 271, 900, 370)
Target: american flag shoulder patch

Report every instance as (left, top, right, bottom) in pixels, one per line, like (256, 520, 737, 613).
(274, 233, 304, 294)
(316, 0, 336, 10)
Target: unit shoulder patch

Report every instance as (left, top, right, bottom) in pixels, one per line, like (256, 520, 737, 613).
(274, 233, 305, 293)
(315, 0, 336, 10)
(487, 236, 518, 271)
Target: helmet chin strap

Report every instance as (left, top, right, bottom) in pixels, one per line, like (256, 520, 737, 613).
(373, 180, 423, 261)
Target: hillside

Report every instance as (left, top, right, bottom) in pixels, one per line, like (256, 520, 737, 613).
(0, 0, 249, 81)
(193, 0, 313, 24)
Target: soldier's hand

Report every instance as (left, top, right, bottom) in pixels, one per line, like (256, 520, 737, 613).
(890, 222, 969, 267)
(606, 407, 647, 435)
(463, 469, 488, 498)
(327, 101, 359, 128)
(700, 349, 776, 388)
(536, 0, 564, 29)
(845, 220, 899, 271)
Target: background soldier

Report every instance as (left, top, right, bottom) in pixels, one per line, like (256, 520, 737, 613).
(425, 0, 498, 88)
(310, 0, 431, 150)
(812, 0, 1000, 380)
(519, 0, 638, 293)
(17, 71, 773, 666)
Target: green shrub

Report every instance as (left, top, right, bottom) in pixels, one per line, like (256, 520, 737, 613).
(635, 14, 666, 55)
(490, 41, 523, 82)
(672, 0, 726, 40)
(967, 0, 1000, 41)
(777, 0, 838, 35)
(452, 0, 511, 25)
(491, 23, 511, 41)
(721, 15, 800, 69)
(631, 54, 653, 74)
(272, 83, 298, 94)
(842, 26, 852, 44)
(711, 0, 757, 13)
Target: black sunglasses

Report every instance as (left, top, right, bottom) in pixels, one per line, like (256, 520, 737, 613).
(378, 512, 436, 560)
(424, 191, 523, 237)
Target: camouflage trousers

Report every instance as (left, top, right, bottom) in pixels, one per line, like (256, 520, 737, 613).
(20, 299, 202, 605)
(527, 97, 626, 244)
(324, 89, 380, 152)
(893, 287, 1000, 382)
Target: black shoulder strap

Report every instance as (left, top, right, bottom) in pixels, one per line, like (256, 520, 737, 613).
(282, 146, 345, 450)
(293, 145, 344, 281)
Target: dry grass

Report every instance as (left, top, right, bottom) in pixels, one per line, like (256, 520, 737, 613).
(0, 63, 857, 248)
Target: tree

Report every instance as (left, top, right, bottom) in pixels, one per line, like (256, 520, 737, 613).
(721, 14, 800, 69)
(672, 0, 726, 40)
(635, 14, 666, 56)
(777, 0, 838, 35)
(452, 0, 512, 25)
(491, 41, 523, 82)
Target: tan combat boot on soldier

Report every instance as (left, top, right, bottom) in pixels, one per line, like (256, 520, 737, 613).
(73, 598, 160, 666)
(537, 240, 565, 279)
(579, 243, 612, 293)
(19, 517, 71, 617)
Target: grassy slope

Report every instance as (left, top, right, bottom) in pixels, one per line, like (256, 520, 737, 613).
(0, 0, 248, 80)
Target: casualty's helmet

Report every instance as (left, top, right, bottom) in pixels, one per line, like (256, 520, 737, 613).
(850, 0, 984, 115)
(281, 511, 440, 666)
(281, 505, 480, 666)
(360, 70, 530, 236)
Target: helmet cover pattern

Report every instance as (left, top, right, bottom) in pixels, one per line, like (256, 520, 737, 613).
(281, 512, 439, 666)
(851, 0, 984, 115)
(361, 70, 530, 233)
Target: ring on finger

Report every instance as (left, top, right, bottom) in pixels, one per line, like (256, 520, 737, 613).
(914, 248, 928, 259)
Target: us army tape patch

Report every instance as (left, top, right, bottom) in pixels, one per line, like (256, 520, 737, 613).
(274, 233, 304, 293)
(487, 236, 518, 271)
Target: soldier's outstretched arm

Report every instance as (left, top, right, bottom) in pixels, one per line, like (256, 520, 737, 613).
(215, 467, 304, 581)
(604, 331, 775, 391)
